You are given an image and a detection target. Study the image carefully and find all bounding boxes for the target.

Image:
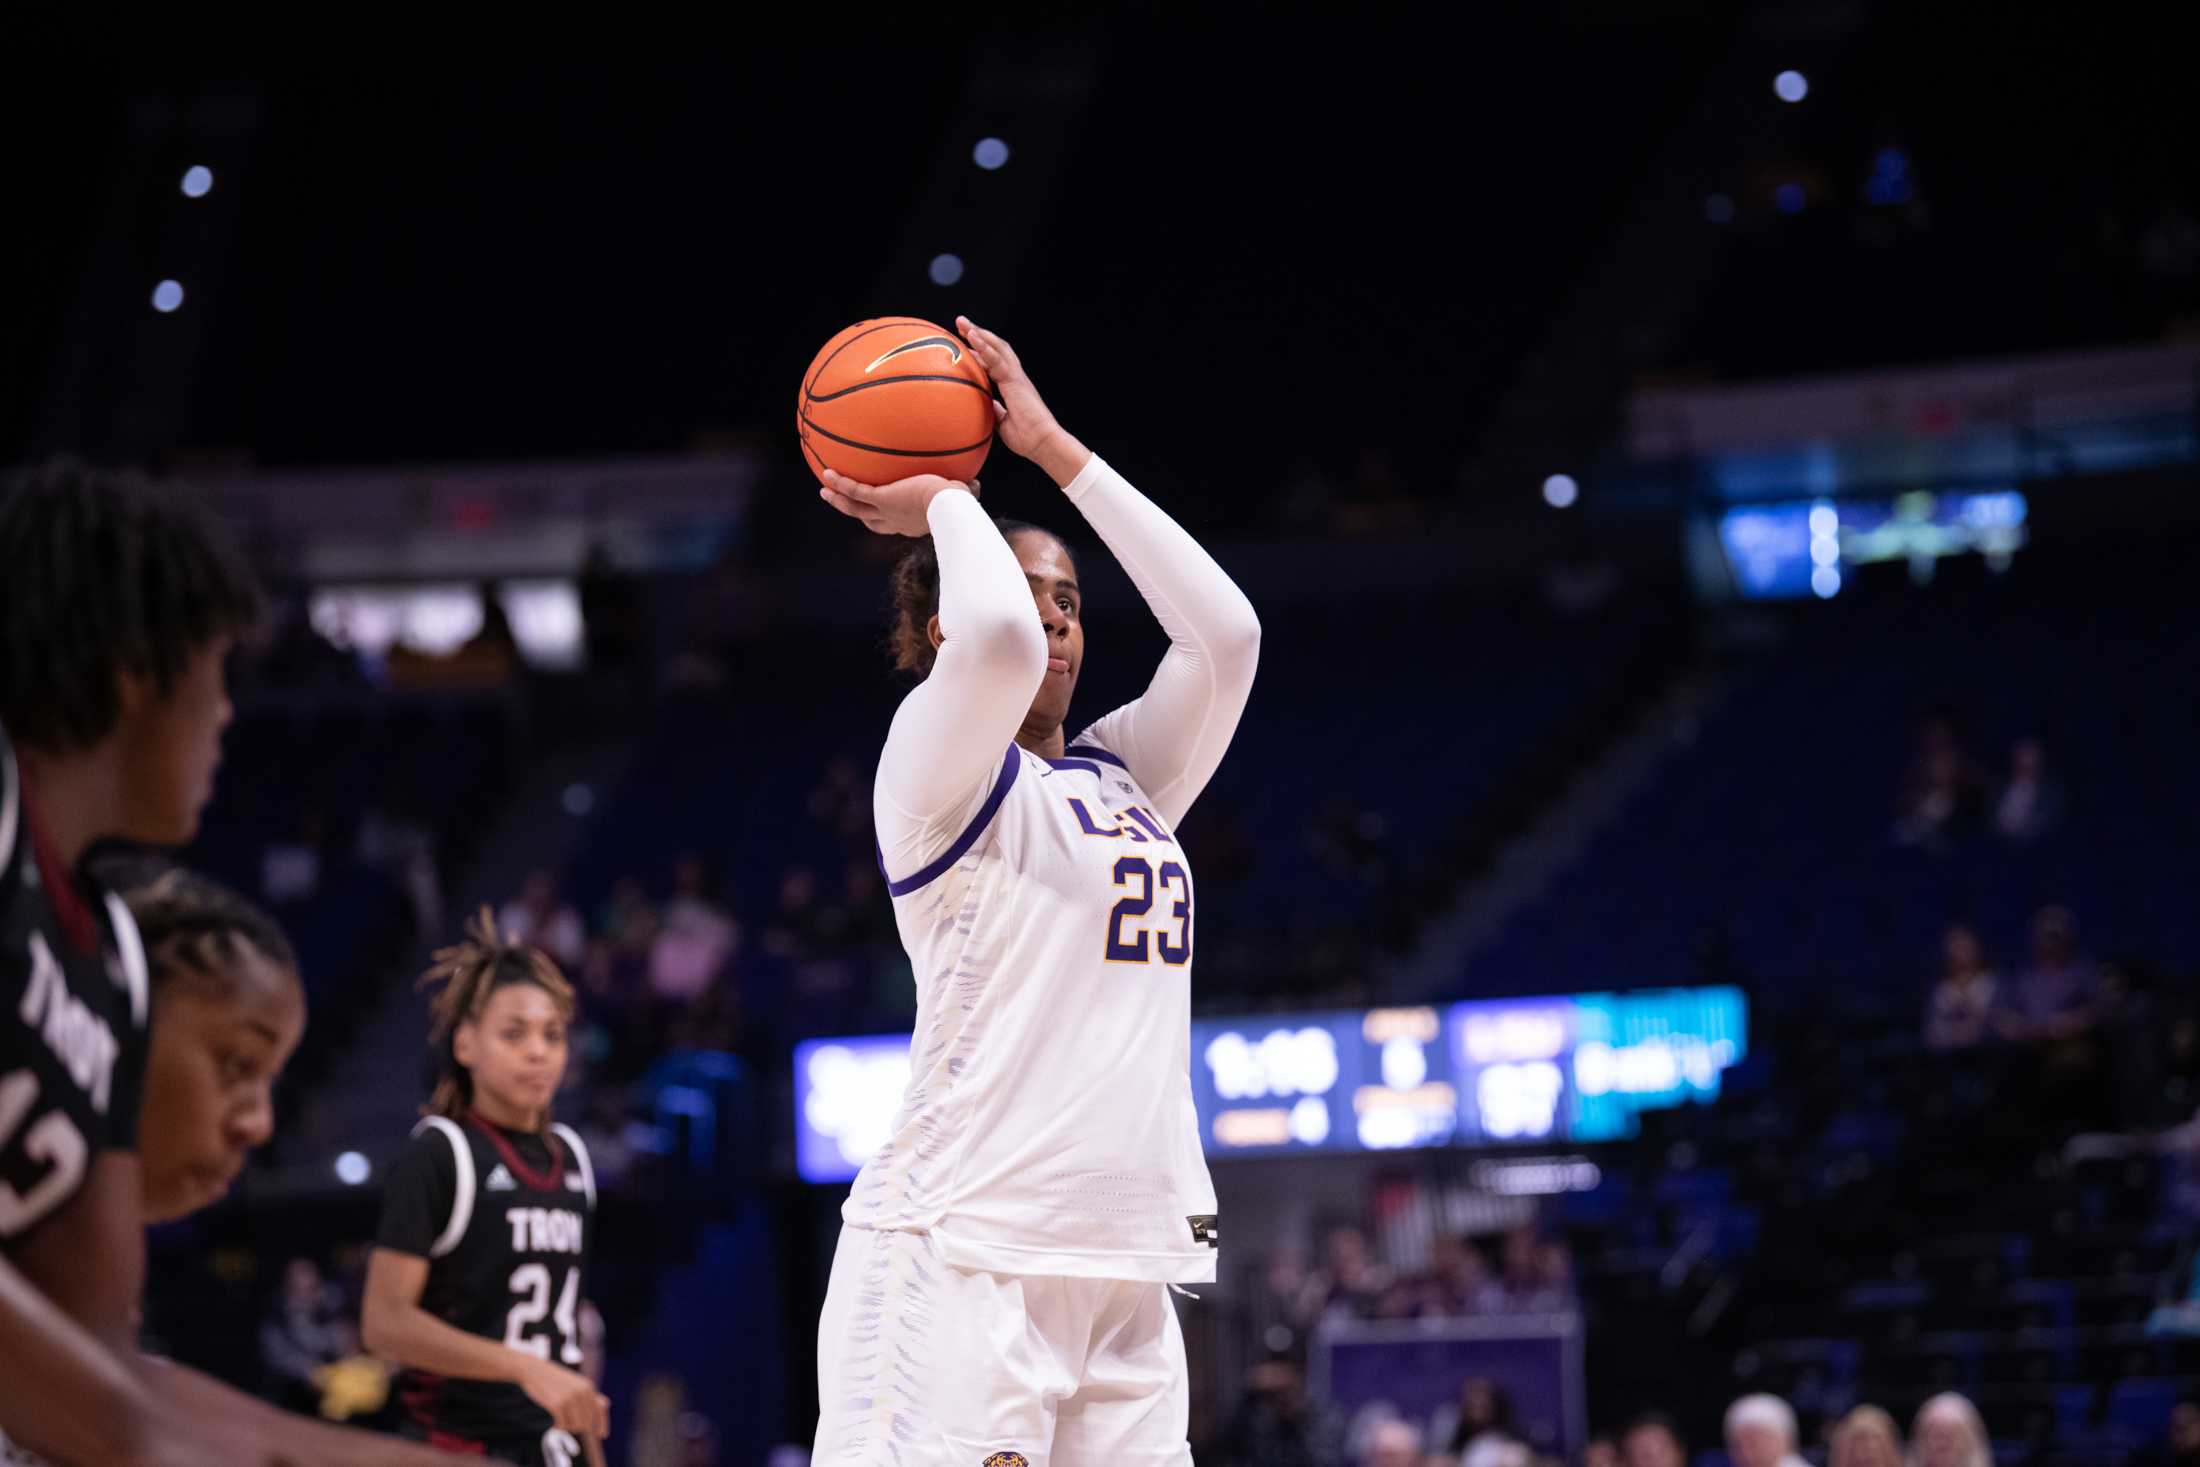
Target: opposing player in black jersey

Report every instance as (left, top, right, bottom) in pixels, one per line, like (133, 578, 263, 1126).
(364, 912, 607, 1467)
(0, 459, 459, 1467)
(97, 860, 307, 1224)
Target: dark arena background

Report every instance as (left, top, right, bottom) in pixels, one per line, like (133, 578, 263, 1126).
(5, 6, 2200, 1466)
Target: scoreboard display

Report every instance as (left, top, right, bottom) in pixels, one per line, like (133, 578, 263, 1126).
(795, 987, 1746, 1183)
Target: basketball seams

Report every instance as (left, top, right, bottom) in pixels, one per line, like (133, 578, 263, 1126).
(804, 373, 995, 406)
(798, 413, 994, 458)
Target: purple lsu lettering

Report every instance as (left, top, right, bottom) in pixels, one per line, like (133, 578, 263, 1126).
(1065, 797, 1173, 844)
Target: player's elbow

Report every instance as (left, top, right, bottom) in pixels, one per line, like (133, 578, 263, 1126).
(1216, 596, 1262, 681)
(358, 1296, 399, 1357)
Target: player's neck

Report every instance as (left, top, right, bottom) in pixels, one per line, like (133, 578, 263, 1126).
(1014, 720, 1066, 761)
(469, 1094, 540, 1133)
(15, 745, 126, 872)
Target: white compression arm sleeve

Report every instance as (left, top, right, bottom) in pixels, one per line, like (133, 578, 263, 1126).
(1062, 455, 1261, 828)
(873, 488, 1046, 874)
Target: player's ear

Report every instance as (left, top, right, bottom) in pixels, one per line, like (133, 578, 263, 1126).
(927, 614, 944, 652)
(452, 1020, 477, 1069)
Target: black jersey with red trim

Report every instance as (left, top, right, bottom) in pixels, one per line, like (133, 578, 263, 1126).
(0, 723, 151, 1248)
(375, 1111, 597, 1445)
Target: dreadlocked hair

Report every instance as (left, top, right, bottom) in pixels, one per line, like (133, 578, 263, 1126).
(91, 851, 300, 998)
(0, 455, 264, 754)
(418, 907, 575, 1121)
(887, 516, 1074, 678)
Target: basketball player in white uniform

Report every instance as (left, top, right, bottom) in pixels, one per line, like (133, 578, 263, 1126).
(811, 317, 1260, 1467)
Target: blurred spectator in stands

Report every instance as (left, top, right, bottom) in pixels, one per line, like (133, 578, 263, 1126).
(2131, 1396, 2200, 1467)
(578, 1300, 606, 1388)
(1909, 1393, 1992, 1467)
(1529, 1238, 1576, 1310)
(1830, 1405, 1904, 1467)
(677, 1412, 722, 1467)
(599, 876, 661, 959)
(356, 791, 442, 940)
(2007, 905, 2102, 1041)
(1360, 1417, 1423, 1467)
(807, 755, 870, 853)
(840, 856, 891, 949)
(1725, 1394, 1808, 1467)
(630, 1373, 691, 1467)
(1429, 1378, 1527, 1467)
(1579, 1434, 1620, 1467)
(1263, 1239, 1320, 1334)
(1212, 1356, 1347, 1467)
(259, 1257, 355, 1415)
(1894, 715, 1985, 850)
(1315, 1225, 1389, 1321)
(1621, 1413, 1687, 1467)
(652, 855, 739, 1004)
(1992, 736, 2065, 842)
(1923, 924, 2010, 1050)
(1424, 1233, 1504, 1317)
(261, 809, 326, 909)
(763, 865, 826, 961)
(1498, 1226, 1574, 1310)
(500, 868, 585, 968)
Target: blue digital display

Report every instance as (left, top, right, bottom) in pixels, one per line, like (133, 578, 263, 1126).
(793, 988, 1748, 1181)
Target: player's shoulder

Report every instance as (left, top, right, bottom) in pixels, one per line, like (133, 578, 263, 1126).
(397, 1115, 471, 1173)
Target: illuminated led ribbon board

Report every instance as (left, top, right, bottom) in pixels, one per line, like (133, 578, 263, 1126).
(794, 987, 1746, 1184)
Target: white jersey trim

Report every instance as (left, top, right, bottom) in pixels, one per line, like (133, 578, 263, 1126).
(414, 1116, 476, 1259)
(0, 733, 17, 875)
(549, 1123, 596, 1208)
(100, 892, 149, 1029)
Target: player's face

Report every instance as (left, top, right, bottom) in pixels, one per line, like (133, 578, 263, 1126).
(1010, 531, 1082, 730)
(457, 982, 570, 1126)
(139, 945, 305, 1223)
(116, 635, 234, 846)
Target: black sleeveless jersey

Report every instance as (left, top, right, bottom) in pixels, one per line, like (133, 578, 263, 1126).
(375, 1111, 597, 1445)
(0, 724, 151, 1249)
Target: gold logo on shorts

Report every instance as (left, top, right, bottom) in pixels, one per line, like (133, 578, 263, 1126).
(981, 1454, 1030, 1467)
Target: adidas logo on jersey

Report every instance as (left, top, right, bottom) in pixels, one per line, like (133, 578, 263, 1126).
(564, 1172, 586, 1192)
(485, 1163, 517, 1192)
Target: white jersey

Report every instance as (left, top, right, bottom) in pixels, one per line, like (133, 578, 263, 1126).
(847, 456, 1259, 1284)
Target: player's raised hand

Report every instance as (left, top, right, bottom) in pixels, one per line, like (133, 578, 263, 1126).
(956, 317, 1091, 487)
(955, 317, 1059, 459)
(817, 469, 979, 538)
(520, 1360, 610, 1441)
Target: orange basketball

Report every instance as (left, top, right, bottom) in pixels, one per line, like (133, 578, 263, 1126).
(796, 317, 995, 486)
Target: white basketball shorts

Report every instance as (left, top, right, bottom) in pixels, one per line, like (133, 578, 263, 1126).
(813, 1224, 1193, 1467)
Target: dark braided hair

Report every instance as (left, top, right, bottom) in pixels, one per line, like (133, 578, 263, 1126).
(90, 851, 300, 999)
(0, 456, 263, 754)
(419, 907, 575, 1122)
(887, 517, 1074, 678)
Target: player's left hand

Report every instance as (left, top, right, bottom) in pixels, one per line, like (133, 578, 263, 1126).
(956, 317, 1076, 473)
